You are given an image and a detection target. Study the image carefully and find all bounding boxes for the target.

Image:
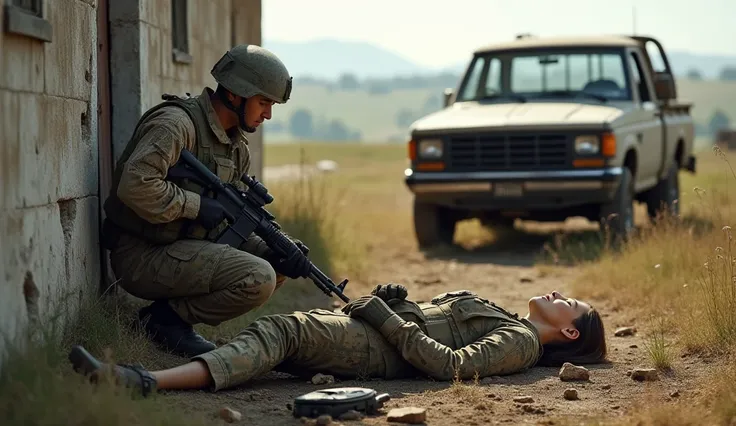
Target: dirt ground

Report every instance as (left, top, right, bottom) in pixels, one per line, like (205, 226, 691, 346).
(145, 216, 711, 426)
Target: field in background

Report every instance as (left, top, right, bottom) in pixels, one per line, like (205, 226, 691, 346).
(265, 78, 736, 143)
(4, 137, 736, 425)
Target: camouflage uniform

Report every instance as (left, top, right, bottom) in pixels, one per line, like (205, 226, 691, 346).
(103, 88, 281, 326)
(194, 290, 543, 391)
(100, 45, 296, 357)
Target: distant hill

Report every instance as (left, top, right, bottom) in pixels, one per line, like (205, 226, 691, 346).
(264, 38, 736, 80)
(263, 39, 427, 80)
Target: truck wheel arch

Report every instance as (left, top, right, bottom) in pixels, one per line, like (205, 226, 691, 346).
(624, 149, 637, 178)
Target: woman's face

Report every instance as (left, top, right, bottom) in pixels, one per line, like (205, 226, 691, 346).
(528, 290, 591, 331)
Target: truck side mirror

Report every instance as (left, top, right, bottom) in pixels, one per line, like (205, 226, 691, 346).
(443, 88, 454, 107)
(653, 72, 677, 101)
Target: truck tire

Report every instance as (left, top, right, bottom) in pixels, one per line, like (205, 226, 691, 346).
(645, 163, 680, 221)
(413, 199, 456, 248)
(599, 167, 635, 242)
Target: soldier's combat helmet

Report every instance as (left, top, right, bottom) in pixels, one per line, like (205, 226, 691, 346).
(211, 44, 293, 104)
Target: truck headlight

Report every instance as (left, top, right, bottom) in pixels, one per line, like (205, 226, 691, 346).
(418, 139, 443, 159)
(574, 135, 600, 155)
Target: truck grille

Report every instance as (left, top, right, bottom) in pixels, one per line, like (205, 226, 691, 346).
(447, 133, 571, 171)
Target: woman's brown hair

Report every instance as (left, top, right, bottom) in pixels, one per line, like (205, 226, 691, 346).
(536, 307, 608, 367)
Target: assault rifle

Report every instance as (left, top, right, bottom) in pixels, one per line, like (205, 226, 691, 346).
(168, 149, 350, 303)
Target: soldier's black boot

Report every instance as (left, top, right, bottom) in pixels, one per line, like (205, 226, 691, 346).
(138, 300, 216, 357)
(68, 345, 157, 397)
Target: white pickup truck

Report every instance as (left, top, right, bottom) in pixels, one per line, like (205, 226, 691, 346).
(404, 34, 696, 247)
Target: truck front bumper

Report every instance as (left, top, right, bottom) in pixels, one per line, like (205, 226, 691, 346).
(404, 167, 622, 211)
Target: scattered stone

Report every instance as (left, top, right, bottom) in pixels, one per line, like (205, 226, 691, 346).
(611, 405, 620, 410)
(670, 390, 680, 398)
(601, 384, 612, 390)
(521, 404, 545, 414)
(631, 368, 658, 382)
(299, 417, 312, 424)
(625, 370, 632, 376)
(486, 393, 496, 398)
(519, 275, 534, 283)
(563, 388, 579, 400)
(513, 396, 534, 404)
(474, 402, 491, 411)
(629, 344, 638, 348)
(316, 414, 332, 425)
(615, 326, 637, 337)
(480, 377, 494, 385)
(387, 407, 427, 424)
(311, 373, 335, 385)
(286, 403, 293, 410)
(218, 407, 242, 423)
(559, 362, 590, 381)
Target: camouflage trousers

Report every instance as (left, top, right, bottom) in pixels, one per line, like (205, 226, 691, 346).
(110, 234, 284, 326)
(193, 309, 415, 391)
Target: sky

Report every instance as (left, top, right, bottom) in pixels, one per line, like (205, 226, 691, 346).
(262, 0, 736, 69)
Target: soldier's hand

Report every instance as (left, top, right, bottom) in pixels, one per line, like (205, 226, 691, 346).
(371, 283, 408, 305)
(196, 197, 228, 230)
(342, 296, 395, 330)
(275, 250, 311, 279)
(291, 238, 310, 256)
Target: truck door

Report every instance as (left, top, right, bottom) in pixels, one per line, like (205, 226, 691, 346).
(626, 50, 663, 188)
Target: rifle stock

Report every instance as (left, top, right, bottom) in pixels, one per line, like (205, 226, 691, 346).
(171, 149, 350, 303)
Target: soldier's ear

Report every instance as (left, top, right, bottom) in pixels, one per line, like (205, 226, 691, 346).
(560, 327, 580, 341)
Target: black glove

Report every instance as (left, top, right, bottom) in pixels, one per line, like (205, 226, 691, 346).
(196, 197, 227, 230)
(371, 283, 408, 305)
(341, 296, 395, 330)
(292, 238, 310, 256)
(273, 249, 312, 279)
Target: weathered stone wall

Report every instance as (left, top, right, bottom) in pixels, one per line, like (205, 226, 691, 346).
(1, 1, 101, 354)
(110, 0, 264, 179)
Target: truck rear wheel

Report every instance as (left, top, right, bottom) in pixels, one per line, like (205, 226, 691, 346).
(413, 199, 457, 248)
(599, 167, 635, 242)
(645, 163, 680, 221)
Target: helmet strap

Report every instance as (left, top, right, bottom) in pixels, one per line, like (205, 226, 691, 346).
(216, 89, 248, 130)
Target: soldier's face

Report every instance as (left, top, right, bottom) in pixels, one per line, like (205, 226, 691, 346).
(528, 290, 591, 336)
(241, 95, 275, 132)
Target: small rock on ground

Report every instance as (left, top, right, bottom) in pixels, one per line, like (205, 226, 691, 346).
(631, 368, 658, 381)
(564, 388, 579, 400)
(311, 373, 335, 385)
(559, 362, 590, 381)
(338, 410, 363, 421)
(614, 326, 637, 337)
(218, 407, 242, 423)
(316, 414, 332, 425)
(513, 396, 534, 404)
(387, 407, 427, 424)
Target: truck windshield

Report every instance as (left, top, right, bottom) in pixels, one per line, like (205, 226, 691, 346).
(456, 49, 632, 103)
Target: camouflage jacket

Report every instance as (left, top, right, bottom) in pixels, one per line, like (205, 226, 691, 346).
(382, 290, 543, 380)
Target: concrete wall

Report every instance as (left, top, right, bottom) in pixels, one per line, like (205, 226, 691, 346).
(1, 1, 101, 352)
(110, 0, 264, 179)
(1, 0, 263, 359)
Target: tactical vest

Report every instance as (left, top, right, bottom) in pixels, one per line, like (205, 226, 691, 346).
(103, 93, 249, 245)
(391, 290, 524, 350)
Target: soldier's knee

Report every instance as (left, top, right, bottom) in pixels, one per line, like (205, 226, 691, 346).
(240, 256, 277, 306)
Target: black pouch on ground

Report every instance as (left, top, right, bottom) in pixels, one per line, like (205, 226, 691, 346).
(292, 387, 391, 419)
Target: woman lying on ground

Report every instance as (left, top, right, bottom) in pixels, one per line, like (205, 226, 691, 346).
(69, 284, 607, 396)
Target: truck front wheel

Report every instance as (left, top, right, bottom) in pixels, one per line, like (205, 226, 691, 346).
(413, 200, 457, 248)
(599, 167, 635, 242)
